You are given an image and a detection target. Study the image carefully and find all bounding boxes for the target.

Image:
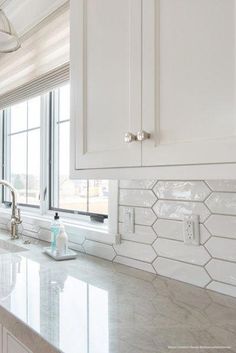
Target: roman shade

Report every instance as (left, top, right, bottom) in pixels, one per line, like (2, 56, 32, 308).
(0, 3, 69, 109)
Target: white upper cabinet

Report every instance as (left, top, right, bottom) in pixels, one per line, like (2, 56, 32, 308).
(142, 0, 236, 167)
(70, 0, 142, 170)
(70, 0, 236, 178)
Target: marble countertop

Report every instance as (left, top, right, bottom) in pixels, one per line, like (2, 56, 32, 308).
(0, 232, 235, 353)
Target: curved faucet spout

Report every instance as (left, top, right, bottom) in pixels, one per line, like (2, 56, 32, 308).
(0, 180, 21, 239)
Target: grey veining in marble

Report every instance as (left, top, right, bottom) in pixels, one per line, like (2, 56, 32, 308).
(0, 233, 235, 353)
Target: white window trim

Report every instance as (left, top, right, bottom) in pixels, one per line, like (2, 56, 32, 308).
(0, 92, 120, 245)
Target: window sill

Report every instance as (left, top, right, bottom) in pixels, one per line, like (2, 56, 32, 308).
(0, 207, 120, 245)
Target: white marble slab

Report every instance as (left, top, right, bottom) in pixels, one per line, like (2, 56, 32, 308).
(0, 232, 235, 353)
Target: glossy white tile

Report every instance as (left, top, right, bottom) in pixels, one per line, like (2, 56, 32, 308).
(119, 223, 157, 244)
(38, 229, 50, 242)
(69, 242, 85, 253)
(22, 222, 40, 233)
(206, 180, 236, 192)
(83, 240, 116, 261)
(153, 238, 210, 265)
(23, 229, 40, 239)
(153, 200, 210, 222)
(153, 181, 211, 201)
(113, 256, 156, 273)
(205, 192, 236, 215)
(67, 231, 85, 245)
(153, 257, 211, 287)
(119, 180, 156, 189)
(119, 206, 156, 226)
(206, 259, 236, 286)
(153, 219, 182, 240)
(119, 189, 156, 207)
(205, 237, 236, 262)
(207, 281, 236, 298)
(114, 240, 157, 263)
(200, 225, 211, 244)
(205, 215, 236, 239)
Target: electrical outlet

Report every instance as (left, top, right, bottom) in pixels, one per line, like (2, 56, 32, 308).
(123, 207, 135, 234)
(183, 215, 200, 246)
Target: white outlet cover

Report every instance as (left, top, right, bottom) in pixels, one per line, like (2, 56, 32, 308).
(183, 215, 200, 246)
(123, 207, 135, 234)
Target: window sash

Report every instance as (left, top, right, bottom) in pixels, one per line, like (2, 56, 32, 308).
(1, 89, 109, 220)
(48, 88, 108, 219)
(2, 104, 41, 207)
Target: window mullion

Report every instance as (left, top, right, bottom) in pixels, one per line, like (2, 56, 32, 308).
(50, 90, 60, 209)
(26, 101, 29, 204)
(40, 93, 50, 215)
(4, 109, 11, 202)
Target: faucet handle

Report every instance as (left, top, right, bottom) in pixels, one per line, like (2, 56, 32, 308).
(16, 207, 22, 223)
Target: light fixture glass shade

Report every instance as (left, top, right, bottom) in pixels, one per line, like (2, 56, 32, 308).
(0, 9, 20, 53)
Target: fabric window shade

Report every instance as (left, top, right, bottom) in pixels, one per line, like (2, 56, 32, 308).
(0, 4, 69, 109)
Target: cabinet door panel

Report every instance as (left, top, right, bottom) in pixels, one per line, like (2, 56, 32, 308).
(71, 0, 142, 169)
(142, 0, 236, 166)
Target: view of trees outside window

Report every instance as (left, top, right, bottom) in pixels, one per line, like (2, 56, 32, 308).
(3, 85, 109, 215)
(7, 97, 40, 205)
(52, 85, 109, 215)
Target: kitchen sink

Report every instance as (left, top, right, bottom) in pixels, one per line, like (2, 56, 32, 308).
(0, 239, 28, 254)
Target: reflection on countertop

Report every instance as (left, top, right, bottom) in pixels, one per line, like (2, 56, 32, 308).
(0, 233, 235, 353)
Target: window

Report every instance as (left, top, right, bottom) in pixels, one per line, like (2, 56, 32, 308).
(1, 84, 109, 220)
(3, 97, 41, 206)
(50, 85, 109, 217)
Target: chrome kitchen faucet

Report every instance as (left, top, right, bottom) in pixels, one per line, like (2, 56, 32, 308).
(0, 180, 22, 239)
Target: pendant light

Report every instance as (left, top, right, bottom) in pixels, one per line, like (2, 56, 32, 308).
(0, 8, 20, 53)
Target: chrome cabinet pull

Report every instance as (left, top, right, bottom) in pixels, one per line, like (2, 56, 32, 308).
(136, 130, 151, 141)
(124, 132, 137, 143)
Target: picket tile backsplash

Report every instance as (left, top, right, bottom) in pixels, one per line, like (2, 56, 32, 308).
(1, 179, 236, 299)
(205, 215, 236, 239)
(117, 180, 236, 298)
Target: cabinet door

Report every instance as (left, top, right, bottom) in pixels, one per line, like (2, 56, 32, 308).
(3, 328, 30, 353)
(142, 0, 236, 166)
(71, 0, 142, 170)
